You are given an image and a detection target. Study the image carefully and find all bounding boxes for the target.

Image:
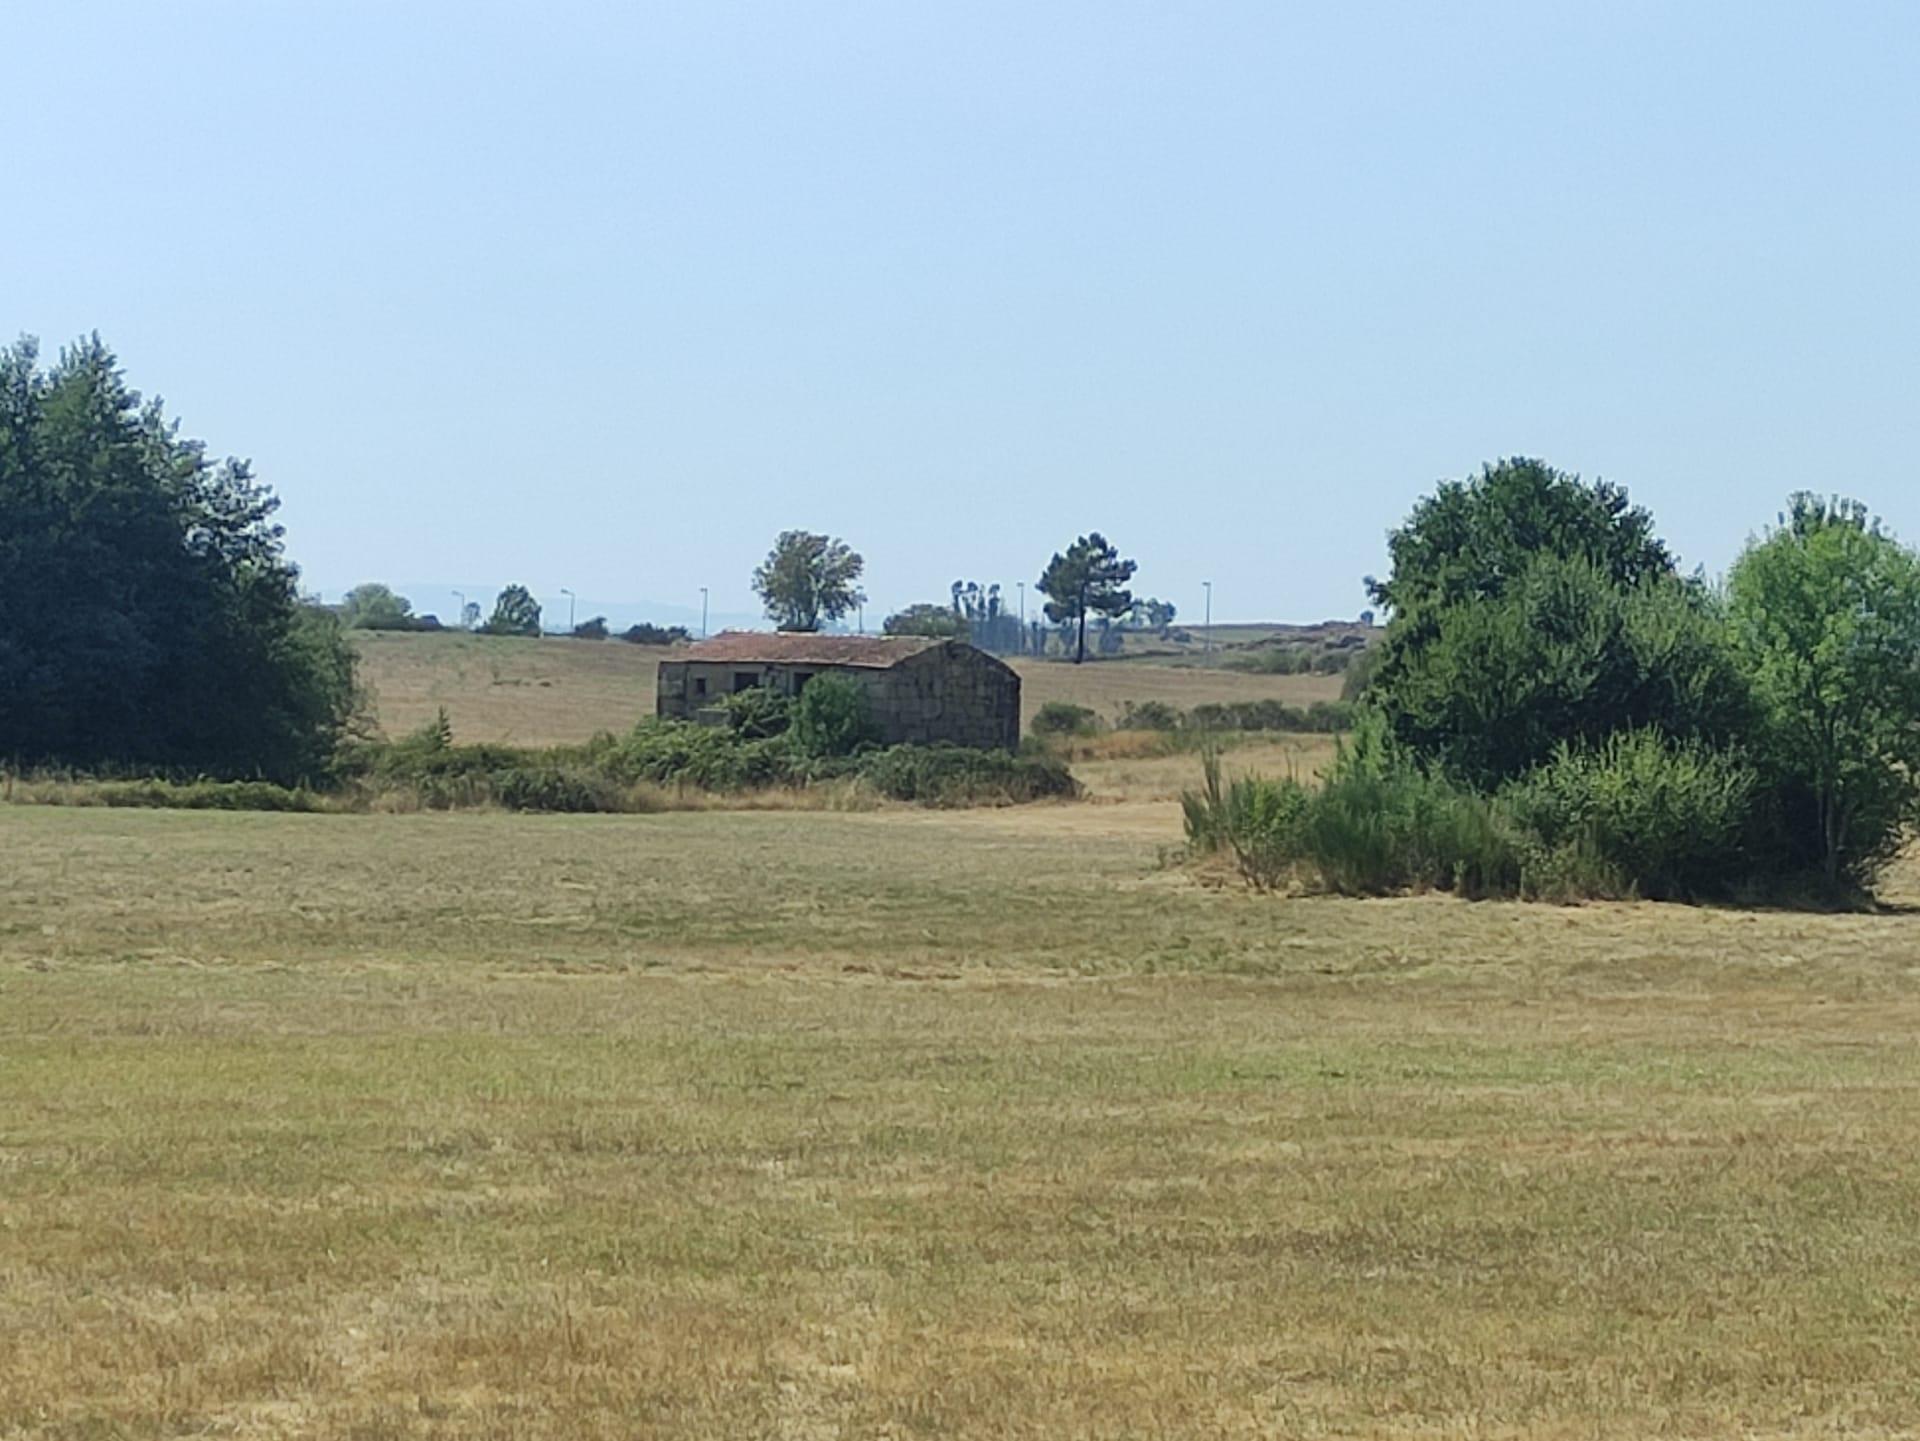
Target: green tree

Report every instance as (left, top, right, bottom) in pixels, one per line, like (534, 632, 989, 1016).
(340, 582, 415, 630)
(883, 603, 966, 638)
(1362, 459, 1740, 786)
(0, 334, 359, 782)
(752, 531, 865, 631)
(1371, 554, 1751, 787)
(1037, 533, 1136, 664)
(484, 584, 542, 636)
(1369, 457, 1672, 617)
(1728, 494, 1920, 892)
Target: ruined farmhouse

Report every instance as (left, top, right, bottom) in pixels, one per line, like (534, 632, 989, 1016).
(656, 633, 1021, 751)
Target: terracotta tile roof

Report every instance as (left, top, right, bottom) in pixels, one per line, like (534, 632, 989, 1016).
(675, 632, 944, 668)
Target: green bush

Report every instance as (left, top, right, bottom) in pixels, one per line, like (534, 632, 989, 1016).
(718, 687, 792, 739)
(1032, 701, 1099, 737)
(791, 675, 877, 758)
(857, 745, 1077, 806)
(1117, 700, 1183, 731)
(1186, 700, 1354, 734)
(1184, 718, 1769, 902)
(35, 778, 328, 812)
(598, 720, 801, 791)
(1499, 731, 1758, 900)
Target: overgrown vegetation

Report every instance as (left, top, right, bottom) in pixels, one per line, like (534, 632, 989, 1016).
(1193, 462, 1920, 904)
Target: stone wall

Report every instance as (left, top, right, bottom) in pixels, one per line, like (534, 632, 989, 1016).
(656, 645, 1020, 749)
(870, 645, 1020, 750)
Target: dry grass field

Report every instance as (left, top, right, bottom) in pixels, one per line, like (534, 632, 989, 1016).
(352, 631, 1340, 745)
(6, 788, 1920, 1438)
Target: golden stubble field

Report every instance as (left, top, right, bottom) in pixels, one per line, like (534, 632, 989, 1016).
(5, 788, 1920, 1438)
(351, 631, 1341, 746)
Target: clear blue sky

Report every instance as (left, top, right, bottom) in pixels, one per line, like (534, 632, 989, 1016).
(11, 1, 1918, 628)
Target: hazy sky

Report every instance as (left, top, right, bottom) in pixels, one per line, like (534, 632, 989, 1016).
(10, 2, 1918, 627)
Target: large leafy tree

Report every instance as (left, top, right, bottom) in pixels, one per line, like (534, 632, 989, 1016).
(1038, 534, 1136, 664)
(1374, 553, 1752, 787)
(752, 531, 865, 632)
(1728, 495, 1920, 892)
(0, 334, 359, 782)
(1362, 459, 1741, 784)
(883, 603, 966, 639)
(340, 582, 416, 630)
(484, 584, 542, 636)
(1368, 457, 1672, 616)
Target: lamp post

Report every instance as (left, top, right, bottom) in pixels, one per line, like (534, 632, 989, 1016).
(699, 587, 709, 638)
(452, 590, 466, 631)
(560, 587, 575, 634)
(1203, 581, 1213, 657)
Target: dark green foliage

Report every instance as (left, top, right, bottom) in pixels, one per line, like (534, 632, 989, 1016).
(884, 603, 967, 639)
(857, 744, 1077, 806)
(1117, 700, 1183, 731)
(593, 722, 799, 792)
(0, 335, 360, 783)
(1038, 533, 1136, 664)
(621, 622, 692, 645)
(1185, 700, 1354, 734)
(1032, 701, 1100, 736)
(1368, 553, 1751, 788)
(340, 583, 428, 631)
(718, 686, 792, 739)
(484, 585, 541, 636)
(1369, 457, 1672, 617)
(17, 777, 327, 811)
(1339, 646, 1382, 701)
(1501, 732, 1759, 900)
(753, 531, 865, 632)
(1185, 720, 1763, 903)
(1728, 495, 1920, 893)
(572, 615, 610, 640)
(791, 674, 877, 758)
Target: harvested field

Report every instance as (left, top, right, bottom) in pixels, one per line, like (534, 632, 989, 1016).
(5, 797, 1920, 1437)
(352, 631, 1339, 745)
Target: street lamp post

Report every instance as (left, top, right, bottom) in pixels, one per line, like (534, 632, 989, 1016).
(560, 587, 575, 634)
(699, 587, 709, 638)
(452, 590, 466, 631)
(1203, 581, 1213, 657)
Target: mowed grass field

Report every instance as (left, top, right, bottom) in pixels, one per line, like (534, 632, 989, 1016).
(6, 793, 1920, 1437)
(353, 631, 1341, 745)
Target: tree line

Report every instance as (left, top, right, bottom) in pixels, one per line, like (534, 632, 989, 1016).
(752, 527, 1172, 662)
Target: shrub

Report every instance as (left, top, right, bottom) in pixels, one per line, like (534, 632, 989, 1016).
(621, 622, 692, 646)
(19, 777, 328, 811)
(1499, 731, 1759, 900)
(1117, 700, 1183, 732)
(791, 675, 877, 758)
(1032, 701, 1099, 737)
(486, 763, 628, 813)
(1186, 700, 1354, 734)
(857, 745, 1077, 806)
(572, 616, 610, 640)
(599, 720, 800, 791)
(718, 687, 792, 739)
(1368, 552, 1754, 789)
(1183, 720, 1521, 898)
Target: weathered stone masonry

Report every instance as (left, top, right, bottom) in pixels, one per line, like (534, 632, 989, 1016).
(655, 634, 1021, 751)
